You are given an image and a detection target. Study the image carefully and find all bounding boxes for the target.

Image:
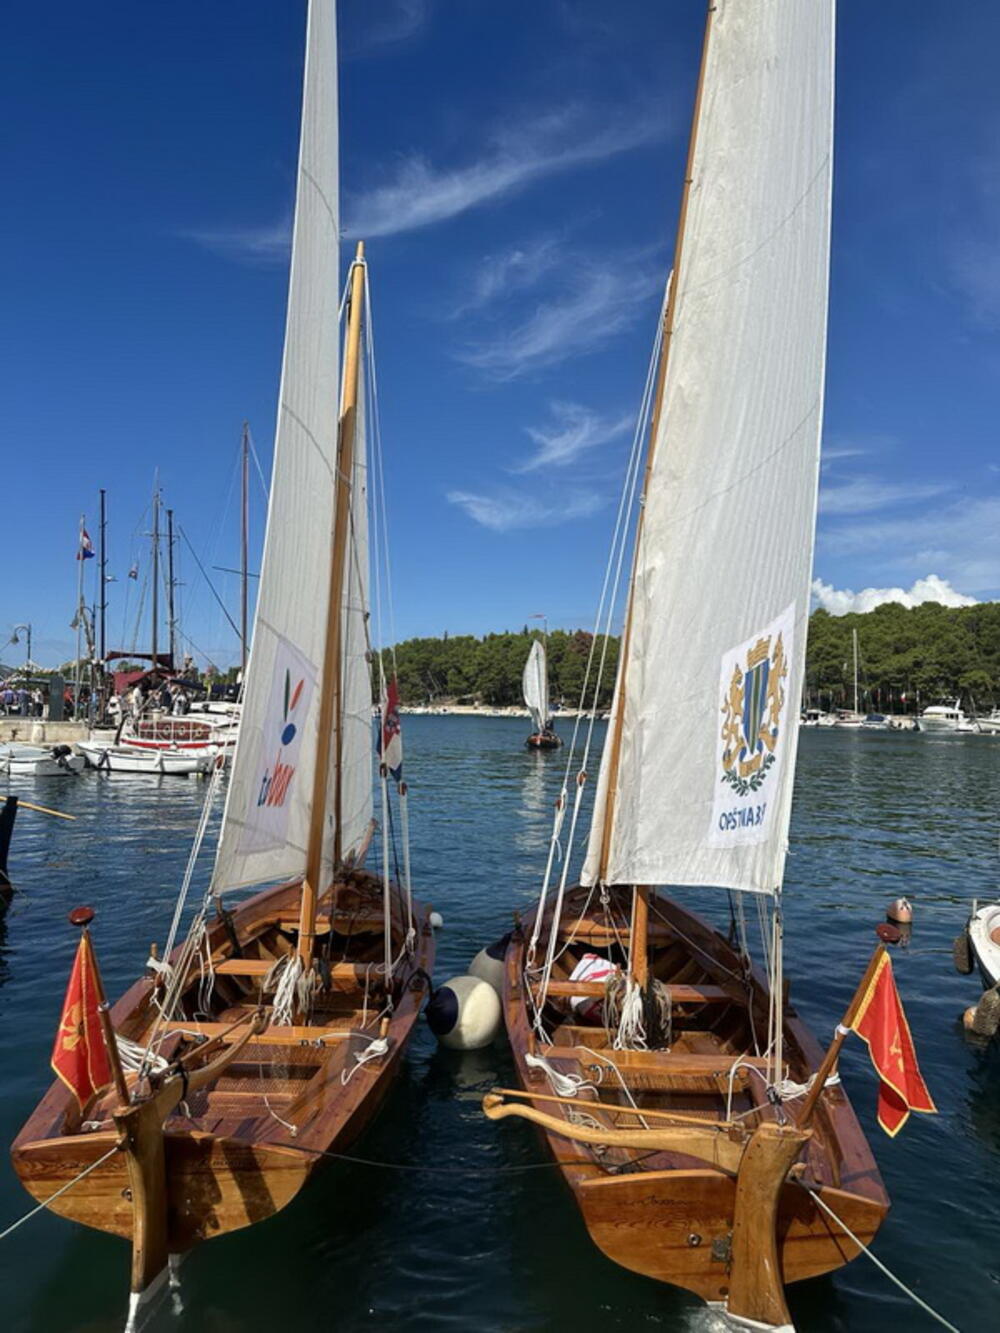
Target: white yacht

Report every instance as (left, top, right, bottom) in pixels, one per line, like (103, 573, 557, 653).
(917, 700, 978, 733)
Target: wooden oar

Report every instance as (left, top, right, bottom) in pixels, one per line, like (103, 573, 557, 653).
(16, 800, 76, 821)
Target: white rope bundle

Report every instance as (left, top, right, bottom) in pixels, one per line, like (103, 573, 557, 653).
(525, 1051, 593, 1098)
(268, 954, 304, 1028)
(612, 977, 647, 1051)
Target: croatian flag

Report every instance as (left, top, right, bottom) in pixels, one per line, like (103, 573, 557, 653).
(380, 676, 403, 781)
(77, 529, 95, 560)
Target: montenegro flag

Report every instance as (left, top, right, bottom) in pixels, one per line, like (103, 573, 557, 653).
(850, 950, 936, 1136)
(51, 934, 112, 1109)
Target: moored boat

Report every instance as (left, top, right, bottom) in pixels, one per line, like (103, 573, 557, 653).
(77, 740, 216, 776)
(11, 5, 434, 1322)
(485, 4, 892, 1327)
(0, 743, 85, 777)
(917, 700, 978, 733)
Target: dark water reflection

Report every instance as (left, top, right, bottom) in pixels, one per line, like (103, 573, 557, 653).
(0, 721, 997, 1330)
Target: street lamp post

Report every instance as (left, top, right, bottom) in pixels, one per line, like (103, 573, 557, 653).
(10, 624, 31, 712)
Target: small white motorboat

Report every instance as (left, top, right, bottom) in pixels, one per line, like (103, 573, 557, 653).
(833, 708, 865, 728)
(0, 744, 86, 777)
(918, 700, 978, 733)
(77, 741, 216, 776)
(954, 900, 1000, 1037)
(974, 709, 1000, 735)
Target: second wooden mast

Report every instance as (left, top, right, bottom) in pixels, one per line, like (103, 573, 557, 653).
(297, 240, 367, 971)
(594, 3, 716, 1006)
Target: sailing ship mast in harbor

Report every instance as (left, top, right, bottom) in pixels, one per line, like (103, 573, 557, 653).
(486, 4, 892, 1328)
(13, 2, 433, 1320)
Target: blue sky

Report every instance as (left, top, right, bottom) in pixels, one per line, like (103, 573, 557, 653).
(2, 1, 998, 670)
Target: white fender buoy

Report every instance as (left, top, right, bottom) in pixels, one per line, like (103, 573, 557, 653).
(429, 910, 444, 930)
(427, 975, 501, 1050)
(468, 934, 510, 997)
(887, 897, 913, 924)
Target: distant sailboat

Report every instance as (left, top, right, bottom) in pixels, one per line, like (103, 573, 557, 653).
(523, 638, 561, 749)
(487, 4, 890, 1329)
(13, 3, 433, 1321)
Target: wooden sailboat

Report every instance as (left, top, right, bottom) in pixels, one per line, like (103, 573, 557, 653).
(523, 638, 561, 749)
(12, 2, 434, 1321)
(486, 4, 887, 1329)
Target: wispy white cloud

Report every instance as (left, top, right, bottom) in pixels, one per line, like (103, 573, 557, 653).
(812, 574, 978, 615)
(820, 494, 1000, 590)
(179, 215, 291, 265)
(947, 148, 1000, 327)
(819, 476, 951, 516)
(346, 104, 664, 239)
(447, 487, 603, 532)
(457, 261, 660, 380)
(516, 401, 632, 472)
(448, 236, 563, 319)
(348, 0, 430, 54)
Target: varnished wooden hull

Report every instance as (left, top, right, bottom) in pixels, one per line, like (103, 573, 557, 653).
(501, 888, 888, 1310)
(12, 873, 434, 1253)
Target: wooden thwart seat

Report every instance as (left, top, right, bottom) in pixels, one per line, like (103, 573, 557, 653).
(214, 959, 381, 984)
(535, 980, 732, 1003)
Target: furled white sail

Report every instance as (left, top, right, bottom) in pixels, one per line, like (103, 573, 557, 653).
(583, 0, 834, 895)
(523, 639, 548, 734)
(336, 346, 374, 862)
(213, 0, 340, 892)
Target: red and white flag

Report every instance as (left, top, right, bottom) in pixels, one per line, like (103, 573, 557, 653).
(380, 676, 403, 780)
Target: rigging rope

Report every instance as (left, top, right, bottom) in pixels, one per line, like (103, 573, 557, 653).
(0, 1145, 120, 1242)
(796, 1182, 962, 1333)
(528, 283, 667, 1029)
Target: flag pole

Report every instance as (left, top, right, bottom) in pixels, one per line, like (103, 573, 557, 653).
(68, 906, 130, 1106)
(798, 944, 885, 1126)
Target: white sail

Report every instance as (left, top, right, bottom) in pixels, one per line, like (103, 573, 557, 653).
(583, 0, 834, 895)
(336, 345, 374, 862)
(213, 0, 340, 893)
(523, 639, 548, 734)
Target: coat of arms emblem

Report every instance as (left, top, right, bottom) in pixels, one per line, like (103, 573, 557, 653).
(720, 630, 788, 796)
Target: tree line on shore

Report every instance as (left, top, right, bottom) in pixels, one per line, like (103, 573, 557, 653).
(387, 601, 1000, 712)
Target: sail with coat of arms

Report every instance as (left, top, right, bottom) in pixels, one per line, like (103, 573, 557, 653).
(582, 0, 833, 896)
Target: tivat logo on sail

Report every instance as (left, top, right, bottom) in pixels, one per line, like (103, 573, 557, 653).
(257, 669, 305, 808)
(719, 630, 788, 798)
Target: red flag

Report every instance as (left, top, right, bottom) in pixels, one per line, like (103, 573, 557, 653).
(849, 951, 936, 1136)
(51, 934, 112, 1108)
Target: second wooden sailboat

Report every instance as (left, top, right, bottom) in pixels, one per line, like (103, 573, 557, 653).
(12, 2, 434, 1321)
(486, 4, 890, 1329)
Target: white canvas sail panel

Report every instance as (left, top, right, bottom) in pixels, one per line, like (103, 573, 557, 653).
(523, 640, 548, 733)
(214, 0, 339, 892)
(335, 347, 374, 863)
(583, 0, 834, 895)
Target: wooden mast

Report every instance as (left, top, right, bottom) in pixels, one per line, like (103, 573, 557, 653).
(297, 241, 367, 971)
(241, 421, 250, 679)
(596, 1, 717, 990)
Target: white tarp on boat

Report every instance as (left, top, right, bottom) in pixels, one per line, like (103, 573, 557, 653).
(523, 640, 548, 734)
(213, 0, 341, 892)
(583, 0, 834, 895)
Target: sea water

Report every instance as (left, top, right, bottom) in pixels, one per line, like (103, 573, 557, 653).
(0, 720, 996, 1331)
